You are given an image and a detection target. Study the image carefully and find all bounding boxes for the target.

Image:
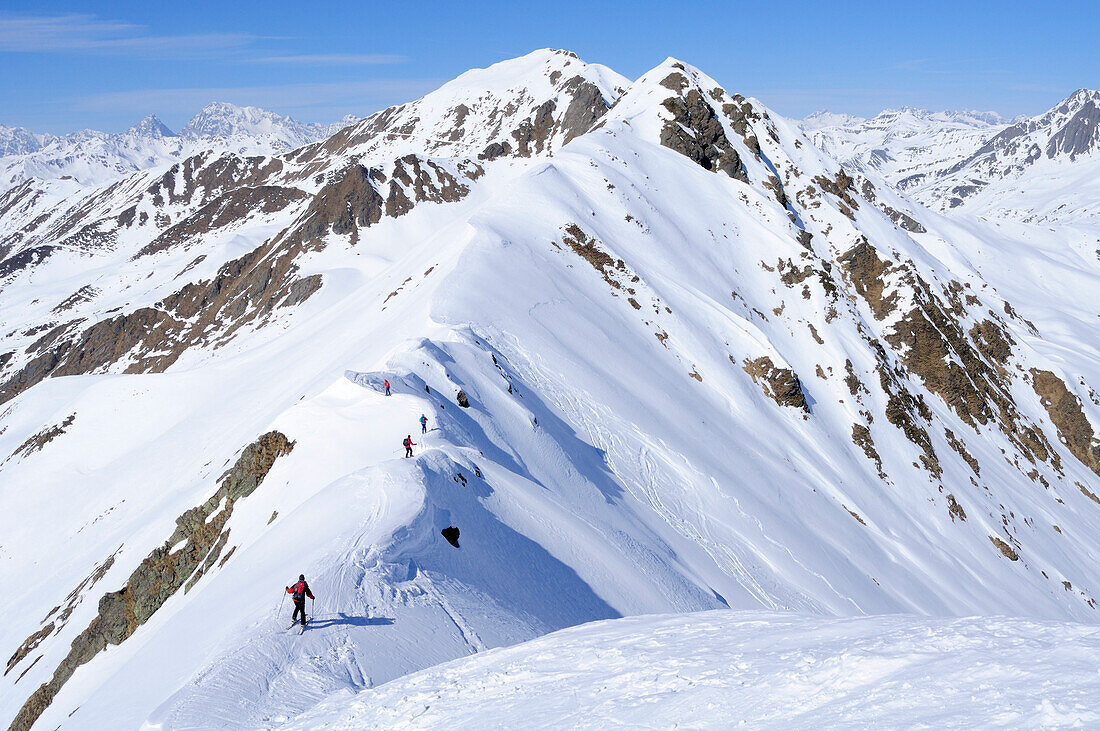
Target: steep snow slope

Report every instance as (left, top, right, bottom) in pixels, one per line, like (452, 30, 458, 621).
(287, 610, 1100, 729)
(2, 51, 1100, 729)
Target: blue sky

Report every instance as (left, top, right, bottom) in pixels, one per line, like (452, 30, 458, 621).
(2, 0, 1096, 134)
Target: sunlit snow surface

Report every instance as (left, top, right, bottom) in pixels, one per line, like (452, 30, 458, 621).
(285, 610, 1100, 729)
(2, 51, 1099, 730)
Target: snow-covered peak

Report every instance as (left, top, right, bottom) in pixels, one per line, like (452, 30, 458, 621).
(1063, 88, 1100, 109)
(309, 49, 630, 163)
(441, 48, 624, 98)
(0, 124, 53, 156)
(801, 110, 867, 131)
(180, 102, 312, 141)
(870, 107, 1008, 127)
(126, 114, 177, 139)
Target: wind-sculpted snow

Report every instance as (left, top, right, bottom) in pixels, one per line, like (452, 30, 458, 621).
(285, 610, 1100, 729)
(1, 50, 1099, 729)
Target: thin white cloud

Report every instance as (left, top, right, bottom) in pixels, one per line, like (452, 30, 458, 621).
(251, 53, 406, 65)
(69, 79, 444, 121)
(0, 12, 253, 57)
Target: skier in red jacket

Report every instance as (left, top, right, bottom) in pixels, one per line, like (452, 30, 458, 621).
(286, 574, 314, 628)
(404, 435, 416, 457)
(384, 379, 391, 396)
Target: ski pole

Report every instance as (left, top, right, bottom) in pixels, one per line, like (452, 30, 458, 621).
(279, 591, 286, 615)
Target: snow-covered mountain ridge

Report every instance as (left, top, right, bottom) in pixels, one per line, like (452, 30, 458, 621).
(1, 50, 1099, 729)
(0, 104, 357, 192)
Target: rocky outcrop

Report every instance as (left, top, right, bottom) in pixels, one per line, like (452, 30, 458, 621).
(742, 356, 808, 411)
(813, 170, 860, 219)
(559, 76, 613, 144)
(851, 424, 885, 478)
(511, 100, 558, 157)
(137, 185, 308, 258)
(839, 240, 898, 320)
(990, 535, 1020, 561)
(658, 73, 747, 182)
(10, 431, 293, 731)
(0, 226, 324, 406)
(1031, 369, 1100, 476)
(6, 413, 74, 461)
(839, 238, 1058, 476)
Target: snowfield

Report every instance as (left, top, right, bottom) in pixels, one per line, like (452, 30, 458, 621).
(285, 610, 1100, 729)
(1, 50, 1099, 729)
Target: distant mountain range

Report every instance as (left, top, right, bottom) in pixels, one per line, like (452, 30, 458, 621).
(803, 90, 1100, 224)
(0, 103, 358, 190)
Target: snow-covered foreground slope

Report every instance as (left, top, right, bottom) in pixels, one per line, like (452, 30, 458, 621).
(288, 609, 1100, 729)
(2, 50, 1100, 729)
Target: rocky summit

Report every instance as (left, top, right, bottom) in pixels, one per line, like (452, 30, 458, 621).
(1, 49, 1099, 729)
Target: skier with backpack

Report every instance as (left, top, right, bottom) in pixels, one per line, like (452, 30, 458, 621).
(384, 379, 391, 396)
(286, 574, 314, 629)
(404, 435, 416, 457)
(420, 414, 428, 434)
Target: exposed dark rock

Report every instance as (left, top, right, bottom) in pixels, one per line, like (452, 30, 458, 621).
(970, 320, 1014, 366)
(5, 625, 52, 677)
(839, 240, 898, 320)
(441, 526, 461, 547)
(479, 141, 513, 161)
(1046, 97, 1099, 158)
(1031, 369, 1100, 476)
(0, 245, 57, 280)
(990, 535, 1019, 561)
(294, 164, 385, 246)
(7, 414, 74, 461)
(845, 507, 867, 525)
(1, 231, 325, 406)
(10, 431, 293, 731)
(137, 186, 307, 258)
(945, 429, 981, 475)
(560, 224, 634, 294)
(558, 76, 613, 143)
(1079, 482, 1100, 505)
(946, 494, 967, 522)
(659, 84, 748, 183)
(881, 204, 926, 233)
(52, 285, 100, 314)
(456, 390, 470, 408)
(511, 100, 557, 157)
(813, 170, 859, 219)
(851, 424, 885, 478)
(742, 356, 808, 411)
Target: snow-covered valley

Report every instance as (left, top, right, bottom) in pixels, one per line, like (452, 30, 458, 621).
(1, 50, 1099, 729)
